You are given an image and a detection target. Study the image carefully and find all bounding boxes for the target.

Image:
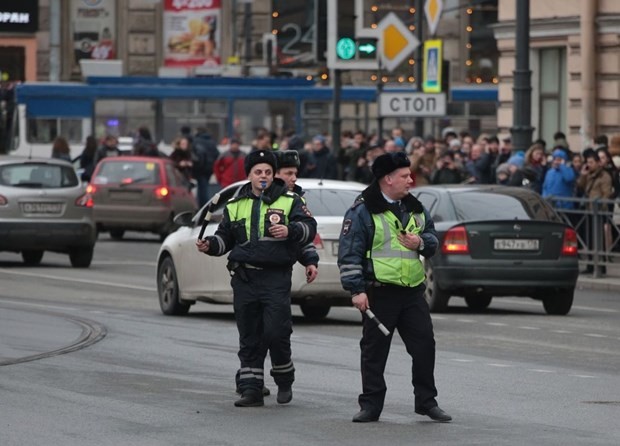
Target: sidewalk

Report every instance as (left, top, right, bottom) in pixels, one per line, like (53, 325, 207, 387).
(577, 262, 620, 292)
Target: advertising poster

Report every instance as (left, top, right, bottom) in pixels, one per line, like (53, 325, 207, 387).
(163, 0, 221, 67)
(71, 0, 116, 67)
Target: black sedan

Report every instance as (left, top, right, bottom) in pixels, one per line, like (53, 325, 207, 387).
(411, 185, 579, 315)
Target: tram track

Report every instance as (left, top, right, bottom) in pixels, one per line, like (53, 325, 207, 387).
(0, 301, 107, 366)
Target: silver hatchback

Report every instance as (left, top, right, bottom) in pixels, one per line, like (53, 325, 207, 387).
(0, 157, 96, 267)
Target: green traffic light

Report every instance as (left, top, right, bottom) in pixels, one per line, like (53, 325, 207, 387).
(336, 37, 356, 60)
(358, 43, 376, 55)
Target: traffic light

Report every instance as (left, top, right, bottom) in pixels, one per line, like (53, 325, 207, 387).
(327, 0, 378, 70)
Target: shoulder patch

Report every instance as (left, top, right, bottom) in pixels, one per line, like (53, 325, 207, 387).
(341, 218, 353, 236)
(301, 204, 312, 217)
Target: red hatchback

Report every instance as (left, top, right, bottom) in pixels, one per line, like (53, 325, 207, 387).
(88, 156, 197, 240)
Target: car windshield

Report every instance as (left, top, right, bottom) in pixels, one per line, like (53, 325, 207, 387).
(303, 188, 362, 217)
(450, 191, 561, 222)
(0, 163, 79, 188)
(93, 160, 161, 185)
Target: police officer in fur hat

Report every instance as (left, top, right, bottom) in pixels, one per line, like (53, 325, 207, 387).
(337, 152, 452, 423)
(197, 149, 317, 407)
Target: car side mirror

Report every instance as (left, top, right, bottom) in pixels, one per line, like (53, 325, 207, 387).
(173, 211, 194, 227)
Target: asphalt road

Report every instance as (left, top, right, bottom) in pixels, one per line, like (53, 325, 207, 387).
(1, 232, 619, 446)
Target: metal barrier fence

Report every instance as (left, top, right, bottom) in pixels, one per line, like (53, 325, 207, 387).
(545, 196, 620, 278)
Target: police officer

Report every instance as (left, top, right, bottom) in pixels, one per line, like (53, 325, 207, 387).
(337, 152, 452, 423)
(234, 150, 318, 397)
(196, 149, 317, 407)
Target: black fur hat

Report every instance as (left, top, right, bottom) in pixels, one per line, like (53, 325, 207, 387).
(371, 152, 411, 179)
(244, 149, 278, 175)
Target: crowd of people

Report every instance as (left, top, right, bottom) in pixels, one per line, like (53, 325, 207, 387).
(57, 124, 620, 216)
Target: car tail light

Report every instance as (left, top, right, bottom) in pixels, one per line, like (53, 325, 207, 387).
(441, 225, 470, 254)
(75, 193, 93, 207)
(85, 184, 96, 194)
(154, 186, 170, 200)
(313, 233, 324, 249)
(561, 227, 578, 256)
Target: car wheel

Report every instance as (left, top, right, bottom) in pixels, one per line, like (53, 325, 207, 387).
(424, 261, 450, 312)
(69, 247, 94, 268)
(110, 229, 125, 240)
(543, 288, 574, 315)
(300, 303, 331, 321)
(465, 294, 493, 311)
(158, 256, 190, 316)
(22, 250, 44, 266)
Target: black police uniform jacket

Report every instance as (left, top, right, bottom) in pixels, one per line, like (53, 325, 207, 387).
(205, 178, 317, 268)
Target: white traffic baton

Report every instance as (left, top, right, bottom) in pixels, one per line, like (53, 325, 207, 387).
(365, 309, 390, 336)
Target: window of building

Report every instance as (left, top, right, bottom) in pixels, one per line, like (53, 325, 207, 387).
(538, 47, 566, 146)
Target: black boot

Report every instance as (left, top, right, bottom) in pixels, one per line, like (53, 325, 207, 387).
(277, 386, 293, 404)
(234, 390, 264, 407)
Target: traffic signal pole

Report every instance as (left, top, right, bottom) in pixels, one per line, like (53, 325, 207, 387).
(511, 0, 533, 153)
(332, 69, 342, 158)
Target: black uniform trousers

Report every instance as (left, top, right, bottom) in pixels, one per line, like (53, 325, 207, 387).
(359, 283, 438, 415)
(232, 266, 295, 395)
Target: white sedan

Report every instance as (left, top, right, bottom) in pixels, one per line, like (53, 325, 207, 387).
(156, 179, 366, 321)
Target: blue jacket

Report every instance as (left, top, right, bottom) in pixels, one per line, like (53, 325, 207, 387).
(337, 181, 438, 295)
(542, 164, 576, 209)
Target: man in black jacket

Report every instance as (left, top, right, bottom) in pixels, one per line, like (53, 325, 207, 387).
(196, 150, 317, 407)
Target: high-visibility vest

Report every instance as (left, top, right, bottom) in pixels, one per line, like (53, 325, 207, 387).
(227, 194, 295, 240)
(367, 209, 426, 287)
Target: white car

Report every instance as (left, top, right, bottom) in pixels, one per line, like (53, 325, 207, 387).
(156, 179, 366, 320)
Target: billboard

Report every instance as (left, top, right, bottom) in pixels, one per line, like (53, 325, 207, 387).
(163, 0, 221, 68)
(71, 0, 116, 68)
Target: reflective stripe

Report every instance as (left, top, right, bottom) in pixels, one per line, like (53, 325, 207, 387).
(239, 367, 264, 380)
(272, 361, 295, 374)
(340, 264, 362, 271)
(340, 270, 363, 278)
(213, 234, 226, 255)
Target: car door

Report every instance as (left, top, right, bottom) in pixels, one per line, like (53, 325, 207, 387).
(180, 183, 242, 299)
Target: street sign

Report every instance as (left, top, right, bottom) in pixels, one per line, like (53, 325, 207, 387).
(423, 40, 443, 93)
(336, 37, 356, 60)
(379, 92, 447, 117)
(424, 0, 443, 37)
(377, 12, 420, 72)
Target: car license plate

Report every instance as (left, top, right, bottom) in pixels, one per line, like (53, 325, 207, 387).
(332, 241, 339, 256)
(20, 202, 63, 214)
(494, 238, 539, 251)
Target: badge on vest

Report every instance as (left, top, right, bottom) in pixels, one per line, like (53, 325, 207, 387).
(265, 208, 285, 233)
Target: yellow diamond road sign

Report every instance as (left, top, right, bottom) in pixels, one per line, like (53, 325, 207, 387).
(424, 0, 444, 36)
(378, 12, 421, 73)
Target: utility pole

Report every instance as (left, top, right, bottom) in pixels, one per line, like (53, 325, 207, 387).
(377, 59, 384, 140)
(242, 1, 252, 77)
(332, 69, 342, 160)
(511, 0, 533, 153)
(414, 0, 424, 137)
(49, 0, 61, 82)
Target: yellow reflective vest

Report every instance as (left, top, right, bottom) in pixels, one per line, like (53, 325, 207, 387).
(367, 209, 426, 287)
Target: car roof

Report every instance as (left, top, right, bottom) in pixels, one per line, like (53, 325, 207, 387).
(97, 156, 169, 163)
(296, 178, 367, 191)
(414, 184, 540, 197)
(0, 156, 74, 167)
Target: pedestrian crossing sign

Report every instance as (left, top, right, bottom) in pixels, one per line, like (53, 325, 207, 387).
(423, 40, 443, 93)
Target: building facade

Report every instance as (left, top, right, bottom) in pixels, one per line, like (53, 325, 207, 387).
(495, 0, 620, 152)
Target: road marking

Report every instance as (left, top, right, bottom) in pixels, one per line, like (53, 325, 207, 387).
(584, 333, 607, 338)
(487, 363, 512, 367)
(528, 369, 555, 373)
(451, 358, 474, 363)
(0, 268, 156, 292)
(551, 330, 572, 334)
(518, 326, 540, 330)
(456, 318, 475, 323)
(486, 322, 508, 327)
(570, 374, 596, 378)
